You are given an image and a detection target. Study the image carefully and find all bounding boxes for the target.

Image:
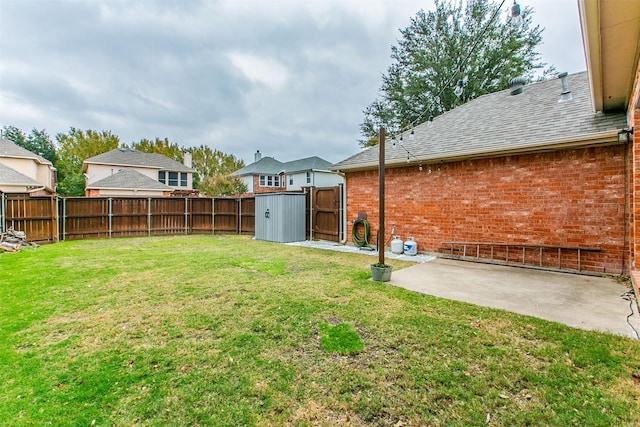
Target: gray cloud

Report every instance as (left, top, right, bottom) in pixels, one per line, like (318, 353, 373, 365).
(0, 0, 585, 165)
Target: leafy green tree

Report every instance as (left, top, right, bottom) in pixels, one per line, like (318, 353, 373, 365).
(2, 126, 26, 146)
(198, 175, 248, 197)
(360, 0, 547, 145)
(56, 128, 120, 196)
(131, 138, 184, 163)
(188, 145, 244, 189)
(2, 126, 57, 163)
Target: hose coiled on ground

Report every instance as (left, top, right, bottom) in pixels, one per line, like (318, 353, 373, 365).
(352, 218, 370, 247)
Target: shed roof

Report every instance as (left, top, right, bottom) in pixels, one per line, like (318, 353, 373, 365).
(332, 72, 627, 172)
(84, 148, 194, 173)
(0, 138, 53, 165)
(87, 169, 173, 191)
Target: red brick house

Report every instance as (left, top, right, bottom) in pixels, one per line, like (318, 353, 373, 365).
(332, 1, 639, 276)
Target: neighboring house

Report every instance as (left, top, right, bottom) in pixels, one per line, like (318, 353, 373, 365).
(83, 148, 195, 197)
(332, 70, 629, 274)
(233, 151, 344, 194)
(0, 138, 56, 195)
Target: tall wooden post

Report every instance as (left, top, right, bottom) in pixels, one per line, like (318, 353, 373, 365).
(379, 127, 385, 266)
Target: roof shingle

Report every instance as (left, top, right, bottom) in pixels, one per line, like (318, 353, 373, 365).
(84, 148, 194, 172)
(332, 72, 627, 171)
(0, 138, 52, 165)
(87, 169, 173, 191)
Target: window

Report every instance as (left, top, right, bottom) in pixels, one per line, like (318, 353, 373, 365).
(289, 176, 293, 186)
(158, 171, 166, 184)
(259, 174, 281, 187)
(168, 172, 178, 186)
(180, 173, 187, 187)
(306, 172, 311, 184)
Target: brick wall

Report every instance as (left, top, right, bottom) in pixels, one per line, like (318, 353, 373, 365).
(346, 145, 629, 274)
(252, 175, 285, 194)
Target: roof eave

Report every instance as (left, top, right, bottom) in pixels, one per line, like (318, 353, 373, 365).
(578, 0, 603, 113)
(332, 131, 621, 172)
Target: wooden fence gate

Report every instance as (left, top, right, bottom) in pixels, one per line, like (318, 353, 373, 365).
(306, 186, 342, 242)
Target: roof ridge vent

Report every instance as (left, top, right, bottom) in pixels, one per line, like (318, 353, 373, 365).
(558, 72, 572, 102)
(507, 76, 526, 95)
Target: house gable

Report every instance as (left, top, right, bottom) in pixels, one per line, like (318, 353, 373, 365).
(83, 148, 194, 192)
(0, 138, 56, 194)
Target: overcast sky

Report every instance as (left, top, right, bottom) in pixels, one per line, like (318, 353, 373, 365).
(0, 0, 586, 165)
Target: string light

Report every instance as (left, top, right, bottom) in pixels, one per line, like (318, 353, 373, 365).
(382, 0, 518, 173)
(389, 0, 515, 139)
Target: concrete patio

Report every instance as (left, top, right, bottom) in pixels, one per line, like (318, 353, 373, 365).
(286, 240, 640, 339)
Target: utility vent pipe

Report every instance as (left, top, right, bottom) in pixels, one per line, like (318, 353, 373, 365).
(558, 72, 572, 102)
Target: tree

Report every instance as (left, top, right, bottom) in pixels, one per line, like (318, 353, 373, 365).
(360, 0, 547, 145)
(2, 126, 57, 163)
(198, 175, 248, 197)
(56, 128, 120, 196)
(131, 138, 183, 163)
(188, 145, 244, 189)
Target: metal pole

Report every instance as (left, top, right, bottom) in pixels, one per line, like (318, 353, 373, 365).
(379, 127, 385, 266)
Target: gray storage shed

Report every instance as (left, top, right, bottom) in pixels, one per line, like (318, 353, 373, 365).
(254, 192, 306, 243)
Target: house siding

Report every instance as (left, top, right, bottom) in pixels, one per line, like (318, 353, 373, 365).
(345, 145, 628, 274)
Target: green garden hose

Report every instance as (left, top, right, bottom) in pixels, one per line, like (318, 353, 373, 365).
(352, 218, 371, 247)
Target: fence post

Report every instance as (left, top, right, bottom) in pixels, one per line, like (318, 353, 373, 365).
(108, 198, 113, 239)
(62, 198, 66, 241)
(50, 196, 57, 242)
(55, 196, 60, 242)
(0, 193, 5, 234)
(184, 197, 189, 235)
(212, 197, 216, 235)
(238, 198, 241, 234)
(148, 198, 152, 236)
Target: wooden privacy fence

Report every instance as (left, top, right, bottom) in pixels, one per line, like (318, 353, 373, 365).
(1, 195, 255, 243)
(1, 186, 342, 244)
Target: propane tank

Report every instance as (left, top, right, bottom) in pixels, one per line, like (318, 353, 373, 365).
(403, 237, 417, 256)
(391, 236, 403, 254)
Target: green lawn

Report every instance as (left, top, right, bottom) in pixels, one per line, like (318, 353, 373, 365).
(1, 235, 639, 426)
